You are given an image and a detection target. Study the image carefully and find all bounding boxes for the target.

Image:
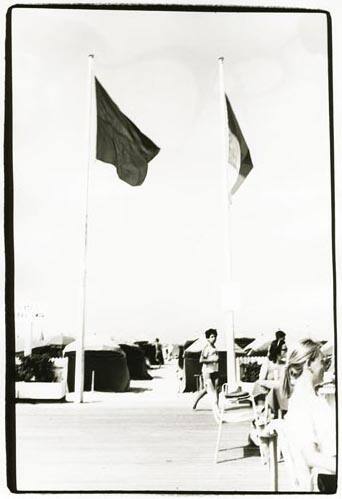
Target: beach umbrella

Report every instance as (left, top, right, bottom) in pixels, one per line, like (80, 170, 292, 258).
(243, 330, 294, 355)
(243, 334, 271, 354)
(235, 337, 255, 350)
(234, 343, 245, 355)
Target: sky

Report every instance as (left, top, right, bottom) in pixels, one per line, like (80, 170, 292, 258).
(11, 7, 334, 345)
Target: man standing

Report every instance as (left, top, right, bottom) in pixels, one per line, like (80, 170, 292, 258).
(268, 330, 286, 362)
(200, 329, 220, 423)
(154, 338, 164, 366)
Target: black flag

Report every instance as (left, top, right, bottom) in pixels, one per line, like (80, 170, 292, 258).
(95, 78, 160, 186)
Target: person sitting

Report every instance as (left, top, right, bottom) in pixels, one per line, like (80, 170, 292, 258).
(281, 338, 336, 492)
(249, 339, 288, 453)
(154, 338, 164, 366)
(268, 330, 286, 364)
(252, 338, 288, 415)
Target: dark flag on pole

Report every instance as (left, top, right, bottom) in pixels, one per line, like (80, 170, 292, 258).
(95, 78, 160, 186)
(225, 95, 253, 195)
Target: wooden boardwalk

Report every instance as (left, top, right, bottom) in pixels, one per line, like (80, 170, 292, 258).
(15, 364, 291, 492)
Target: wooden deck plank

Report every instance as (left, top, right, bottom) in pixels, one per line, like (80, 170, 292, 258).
(15, 364, 291, 491)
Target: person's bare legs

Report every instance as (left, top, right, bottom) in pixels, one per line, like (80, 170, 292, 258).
(205, 377, 220, 422)
(192, 388, 207, 410)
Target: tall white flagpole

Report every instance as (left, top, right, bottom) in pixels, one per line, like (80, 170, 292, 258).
(218, 56, 238, 392)
(74, 54, 95, 403)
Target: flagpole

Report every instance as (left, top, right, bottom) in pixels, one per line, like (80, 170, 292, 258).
(218, 56, 238, 392)
(74, 53, 95, 403)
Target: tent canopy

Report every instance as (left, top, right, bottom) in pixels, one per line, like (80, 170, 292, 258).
(44, 334, 75, 346)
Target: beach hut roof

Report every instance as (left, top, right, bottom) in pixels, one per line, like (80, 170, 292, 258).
(44, 334, 75, 346)
(64, 338, 121, 353)
(184, 335, 243, 353)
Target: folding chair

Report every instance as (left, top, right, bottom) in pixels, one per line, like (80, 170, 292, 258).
(214, 384, 253, 463)
(253, 387, 285, 455)
(250, 394, 273, 465)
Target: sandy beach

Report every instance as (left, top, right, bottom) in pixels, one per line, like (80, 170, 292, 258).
(15, 361, 291, 492)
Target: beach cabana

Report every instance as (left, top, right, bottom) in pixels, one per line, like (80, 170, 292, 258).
(119, 343, 152, 380)
(178, 339, 196, 371)
(64, 339, 130, 392)
(181, 342, 201, 392)
(133, 341, 156, 366)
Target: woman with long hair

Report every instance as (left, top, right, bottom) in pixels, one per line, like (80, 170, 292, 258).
(281, 338, 336, 492)
(249, 339, 288, 452)
(252, 338, 288, 413)
(259, 338, 287, 384)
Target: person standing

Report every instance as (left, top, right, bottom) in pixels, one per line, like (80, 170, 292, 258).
(268, 330, 286, 362)
(154, 338, 164, 366)
(198, 329, 220, 423)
